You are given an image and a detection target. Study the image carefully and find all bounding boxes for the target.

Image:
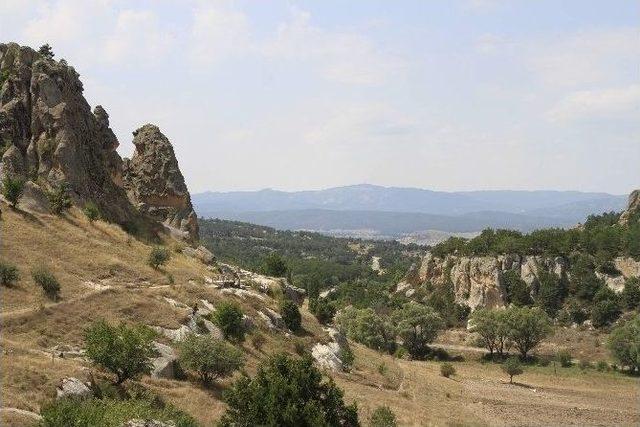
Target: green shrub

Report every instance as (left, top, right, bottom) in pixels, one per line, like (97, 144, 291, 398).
(591, 298, 621, 327)
(47, 183, 72, 215)
(281, 299, 302, 331)
(212, 301, 245, 342)
(294, 339, 306, 356)
(219, 353, 358, 426)
(607, 315, 640, 372)
(148, 246, 170, 269)
(556, 350, 572, 367)
(309, 297, 337, 324)
(83, 201, 101, 222)
(579, 359, 592, 370)
(336, 306, 396, 353)
(469, 308, 510, 357)
(440, 362, 456, 378)
(32, 266, 60, 300)
(39, 396, 197, 427)
(1, 176, 24, 208)
(250, 332, 266, 351)
(341, 345, 354, 370)
(262, 252, 288, 277)
(505, 306, 552, 359)
(393, 302, 443, 359)
(178, 334, 244, 384)
(621, 278, 640, 310)
(596, 360, 609, 372)
(84, 319, 155, 384)
(502, 357, 523, 384)
(369, 405, 398, 427)
(0, 261, 19, 286)
(38, 43, 55, 60)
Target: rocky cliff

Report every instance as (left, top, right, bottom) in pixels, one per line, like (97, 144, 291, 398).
(0, 43, 198, 240)
(619, 189, 639, 225)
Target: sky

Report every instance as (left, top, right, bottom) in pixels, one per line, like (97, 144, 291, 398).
(1, 0, 639, 195)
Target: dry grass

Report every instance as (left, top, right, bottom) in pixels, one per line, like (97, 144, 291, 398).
(2, 202, 639, 426)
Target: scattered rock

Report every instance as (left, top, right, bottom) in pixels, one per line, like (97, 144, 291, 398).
(220, 287, 266, 301)
(152, 325, 191, 343)
(120, 420, 175, 427)
(183, 245, 215, 265)
(163, 297, 189, 310)
(282, 282, 306, 305)
(311, 327, 350, 372)
(151, 342, 178, 379)
(56, 377, 92, 400)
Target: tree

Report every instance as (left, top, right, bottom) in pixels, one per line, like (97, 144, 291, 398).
(621, 278, 640, 310)
(469, 309, 510, 357)
(212, 301, 245, 341)
(502, 357, 523, 384)
(393, 302, 443, 359)
(535, 269, 566, 317)
(2, 176, 24, 208)
(607, 315, 640, 373)
(503, 270, 532, 307)
(309, 297, 336, 325)
(219, 353, 359, 426)
(148, 246, 170, 269)
(369, 405, 397, 427)
(569, 255, 603, 302)
(505, 306, 552, 359)
(0, 261, 19, 287)
(262, 252, 288, 277)
(47, 183, 72, 215)
(83, 201, 101, 222)
(591, 288, 621, 327)
(84, 319, 154, 384)
(38, 44, 55, 59)
(336, 307, 396, 353)
(281, 299, 302, 331)
(179, 334, 244, 384)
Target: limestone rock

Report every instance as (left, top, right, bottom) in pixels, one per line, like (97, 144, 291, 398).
(122, 124, 198, 241)
(56, 377, 92, 400)
(120, 420, 175, 427)
(151, 341, 178, 379)
(183, 245, 215, 264)
(282, 281, 306, 305)
(260, 308, 285, 329)
(311, 327, 351, 372)
(619, 189, 640, 225)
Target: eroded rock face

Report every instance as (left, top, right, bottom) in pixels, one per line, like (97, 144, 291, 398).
(123, 124, 198, 241)
(56, 377, 92, 400)
(311, 327, 351, 372)
(0, 43, 134, 223)
(619, 189, 640, 225)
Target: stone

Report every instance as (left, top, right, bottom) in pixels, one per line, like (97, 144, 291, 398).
(120, 420, 175, 427)
(183, 245, 215, 264)
(152, 325, 191, 343)
(56, 377, 92, 400)
(282, 281, 306, 305)
(151, 342, 178, 379)
(311, 327, 350, 372)
(260, 308, 286, 329)
(619, 189, 640, 225)
(122, 124, 199, 241)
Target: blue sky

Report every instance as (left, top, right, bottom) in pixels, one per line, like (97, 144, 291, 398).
(1, 0, 638, 194)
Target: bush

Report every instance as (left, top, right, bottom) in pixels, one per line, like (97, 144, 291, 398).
(32, 266, 60, 300)
(281, 299, 302, 331)
(556, 350, 572, 367)
(309, 297, 337, 324)
(369, 405, 398, 427)
(39, 396, 197, 427)
(148, 246, 170, 269)
(505, 306, 552, 358)
(469, 309, 510, 357)
(440, 362, 456, 378)
(591, 298, 621, 327)
(1, 176, 24, 208)
(596, 360, 609, 372)
(250, 333, 266, 351)
(294, 339, 306, 356)
(621, 278, 640, 310)
(607, 315, 640, 372)
(83, 201, 101, 222)
(38, 43, 55, 60)
(212, 301, 245, 341)
(0, 261, 19, 286)
(179, 334, 244, 384)
(502, 357, 523, 384)
(84, 319, 155, 384)
(219, 354, 359, 426)
(262, 252, 288, 277)
(341, 345, 354, 370)
(47, 183, 72, 215)
(503, 270, 532, 307)
(579, 359, 592, 370)
(393, 302, 443, 359)
(336, 306, 396, 353)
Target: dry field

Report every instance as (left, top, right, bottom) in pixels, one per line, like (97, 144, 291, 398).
(1, 202, 639, 426)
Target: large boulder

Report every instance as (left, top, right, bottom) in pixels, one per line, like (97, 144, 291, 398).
(56, 377, 92, 400)
(151, 341, 178, 379)
(311, 327, 351, 372)
(183, 245, 215, 264)
(282, 282, 306, 306)
(122, 124, 199, 241)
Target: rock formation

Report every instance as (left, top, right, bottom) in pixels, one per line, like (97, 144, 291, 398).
(123, 124, 199, 241)
(0, 43, 199, 241)
(619, 189, 640, 225)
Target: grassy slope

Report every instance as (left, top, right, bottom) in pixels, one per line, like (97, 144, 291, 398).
(1, 203, 638, 426)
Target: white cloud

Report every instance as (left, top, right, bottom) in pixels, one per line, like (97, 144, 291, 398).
(23, 0, 102, 45)
(545, 84, 640, 123)
(104, 9, 175, 64)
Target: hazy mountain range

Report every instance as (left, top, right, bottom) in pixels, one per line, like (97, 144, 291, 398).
(193, 184, 627, 243)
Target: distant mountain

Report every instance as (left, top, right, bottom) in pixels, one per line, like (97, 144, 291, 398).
(193, 184, 625, 218)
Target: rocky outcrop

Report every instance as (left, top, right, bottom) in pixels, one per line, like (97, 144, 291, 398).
(122, 124, 198, 241)
(282, 282, 306, 305)
(56, 377, 92, 400)
(151, 341, 178, 379)
(619, 189, 640, 225)
(0, 43, 134, 222)
(182, 245, 215, 264)
(311, 327, 351, 372)
(400, 252, 637, 310)
(120, 420, 175, 427)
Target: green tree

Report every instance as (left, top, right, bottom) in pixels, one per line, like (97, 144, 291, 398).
(369, 405, 397, 427)
(503, 270, 532, 307)
(469, 309, 510, 357)
(505, 306, 552, 359)
(148, 246, 170, 269)
(607, 315, 640, 373)
(2, 176, 24, 208)
(309, 297, 336, 325)
(591, 287, 621, 327)
(393, 302, 443, 359)
(535, 269, 567, 317)
(0, 261, 19, 287)
(83, 201, 101, 222)
(47, 183, 73, 215)
(281, 299, 302, 331)
(219, 353, 359, 427)
(212, 301, 245, 341)
(84, 319, 155, 384)
(262, 252, 288, 277)
(336, 307, 395, 353)
(502, 356, 524, 384)
(621, 278, 640, 310)
(38, 43, 55, 59)
(179, 334, 244, 384)
(569, 255, 603, 302)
